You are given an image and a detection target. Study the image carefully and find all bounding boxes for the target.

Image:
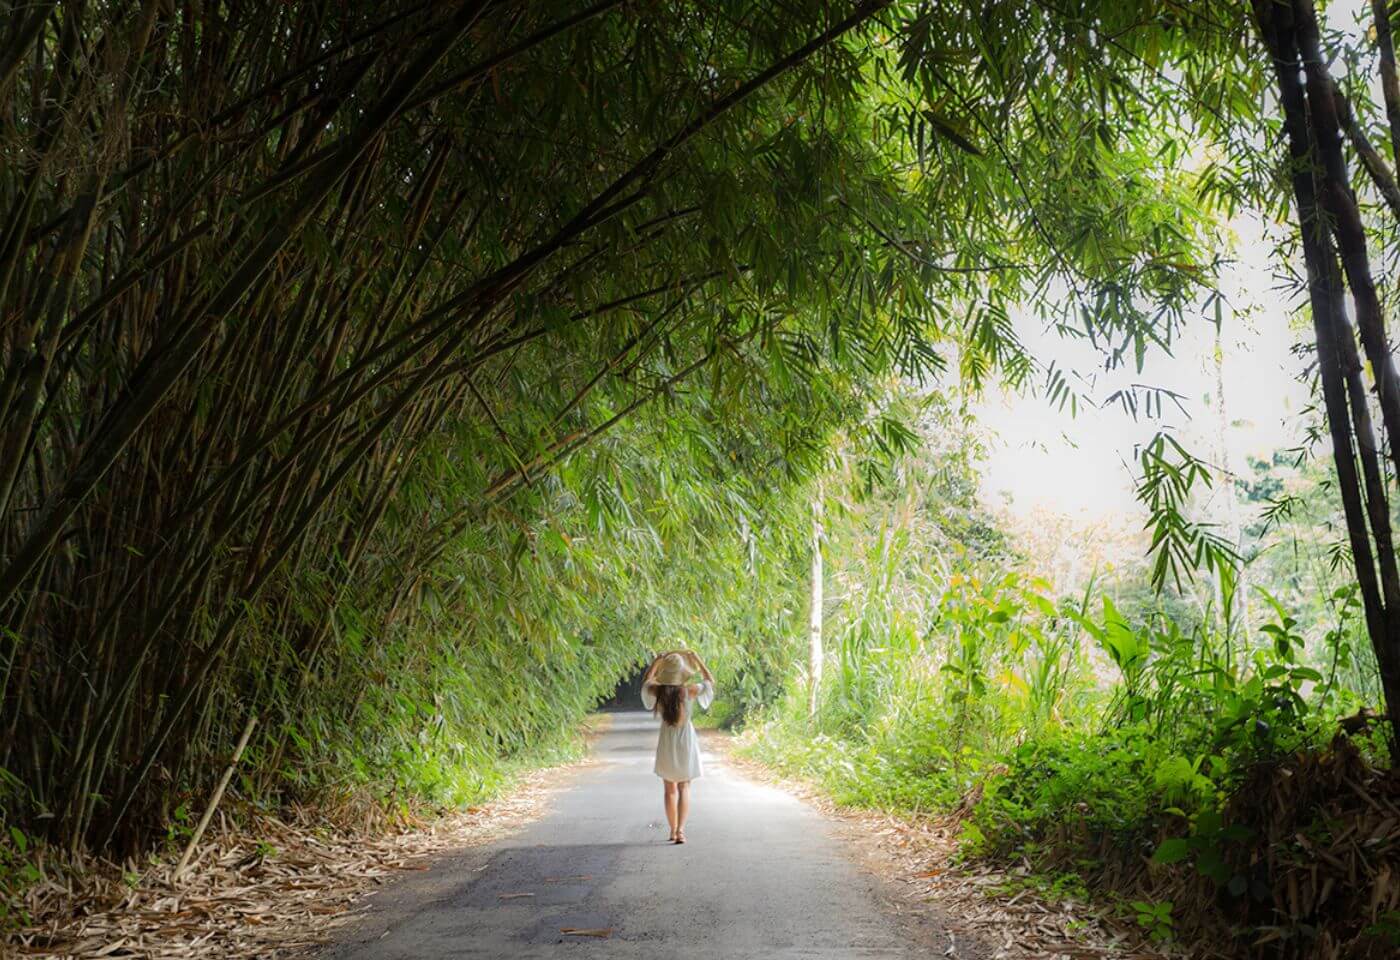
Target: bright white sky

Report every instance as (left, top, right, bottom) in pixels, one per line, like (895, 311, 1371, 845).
(975, 214, 1311, 521)
(977, 0, 1378, 523)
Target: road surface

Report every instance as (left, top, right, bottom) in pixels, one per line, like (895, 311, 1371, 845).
(321, 711, 963, 959)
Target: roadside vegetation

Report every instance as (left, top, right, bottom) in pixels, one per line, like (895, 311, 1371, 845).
(740, 409, 1397, 956)
(5, 2, 1400, 958)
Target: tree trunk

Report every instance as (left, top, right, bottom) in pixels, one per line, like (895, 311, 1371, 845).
(1253, 0, 1400, 751)
(1373, 0, 1400, 166)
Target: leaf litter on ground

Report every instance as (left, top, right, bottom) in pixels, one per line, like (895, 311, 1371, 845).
(5, 758, 587, 959)
(559, 927, 612, 938)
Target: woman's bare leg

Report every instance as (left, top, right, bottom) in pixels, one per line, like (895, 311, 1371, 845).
(663, 781, 678, 840)
(676, 781, 691, 841)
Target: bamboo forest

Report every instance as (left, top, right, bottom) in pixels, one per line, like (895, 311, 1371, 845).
(5, 1, 1400, 957)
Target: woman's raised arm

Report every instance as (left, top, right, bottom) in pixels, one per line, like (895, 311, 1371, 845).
(683, 651, 714, 683)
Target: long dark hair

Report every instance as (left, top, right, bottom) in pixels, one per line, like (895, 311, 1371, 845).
(652, 684, 686, 726)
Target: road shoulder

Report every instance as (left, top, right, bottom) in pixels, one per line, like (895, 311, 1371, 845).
(703, 728, 1168, 960)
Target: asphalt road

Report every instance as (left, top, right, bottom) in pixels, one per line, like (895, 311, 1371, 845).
(321, 711, 952, 960)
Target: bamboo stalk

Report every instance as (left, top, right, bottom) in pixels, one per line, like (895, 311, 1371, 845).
(1256, 0, 1400, 749)
(1372, 0, 1400, 166)
(173, 714, 257, 882)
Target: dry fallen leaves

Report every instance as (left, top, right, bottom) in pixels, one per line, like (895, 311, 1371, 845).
(4, 759, 585, 960)
(559, 927, 612, 938)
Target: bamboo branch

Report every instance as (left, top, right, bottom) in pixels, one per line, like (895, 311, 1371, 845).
(1293, 0, 1400, 489)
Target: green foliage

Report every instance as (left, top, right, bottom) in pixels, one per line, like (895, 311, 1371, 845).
(1131, 899, 1176, 943)
(1, 0, 1261, 862)
(747, 552, 1382, 943)
(1364, 910, 1400, 947)
(0, 6, 1390, 921)
(741, 401, 1387, 952)
(1237, 450, 1383, 704)
(1135, 432, 1240, 593)
(0, 825, 39, 928)
(4, 0, 988, 852)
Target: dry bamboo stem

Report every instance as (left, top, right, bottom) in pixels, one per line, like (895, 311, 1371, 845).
(174, 714, 257, 882)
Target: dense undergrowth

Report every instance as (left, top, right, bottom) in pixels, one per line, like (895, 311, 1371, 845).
(738, 425, 1400, 958)
(745, 603, 1399, 955)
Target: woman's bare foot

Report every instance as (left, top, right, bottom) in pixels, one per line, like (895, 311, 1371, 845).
(675, 830, 686, 844)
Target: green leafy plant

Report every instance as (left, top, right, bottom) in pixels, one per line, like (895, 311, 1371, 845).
(1130, 899, 1175, 943)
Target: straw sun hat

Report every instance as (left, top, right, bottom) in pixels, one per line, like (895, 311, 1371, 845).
(652, 652, 692, 686)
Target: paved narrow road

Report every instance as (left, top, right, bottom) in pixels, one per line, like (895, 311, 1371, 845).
(322, 711, 951, 960)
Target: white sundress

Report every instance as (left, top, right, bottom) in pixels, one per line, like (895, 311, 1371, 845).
(641, 680, 713, 782)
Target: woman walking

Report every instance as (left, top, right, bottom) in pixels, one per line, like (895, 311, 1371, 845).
(640, 650, 714, 844)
